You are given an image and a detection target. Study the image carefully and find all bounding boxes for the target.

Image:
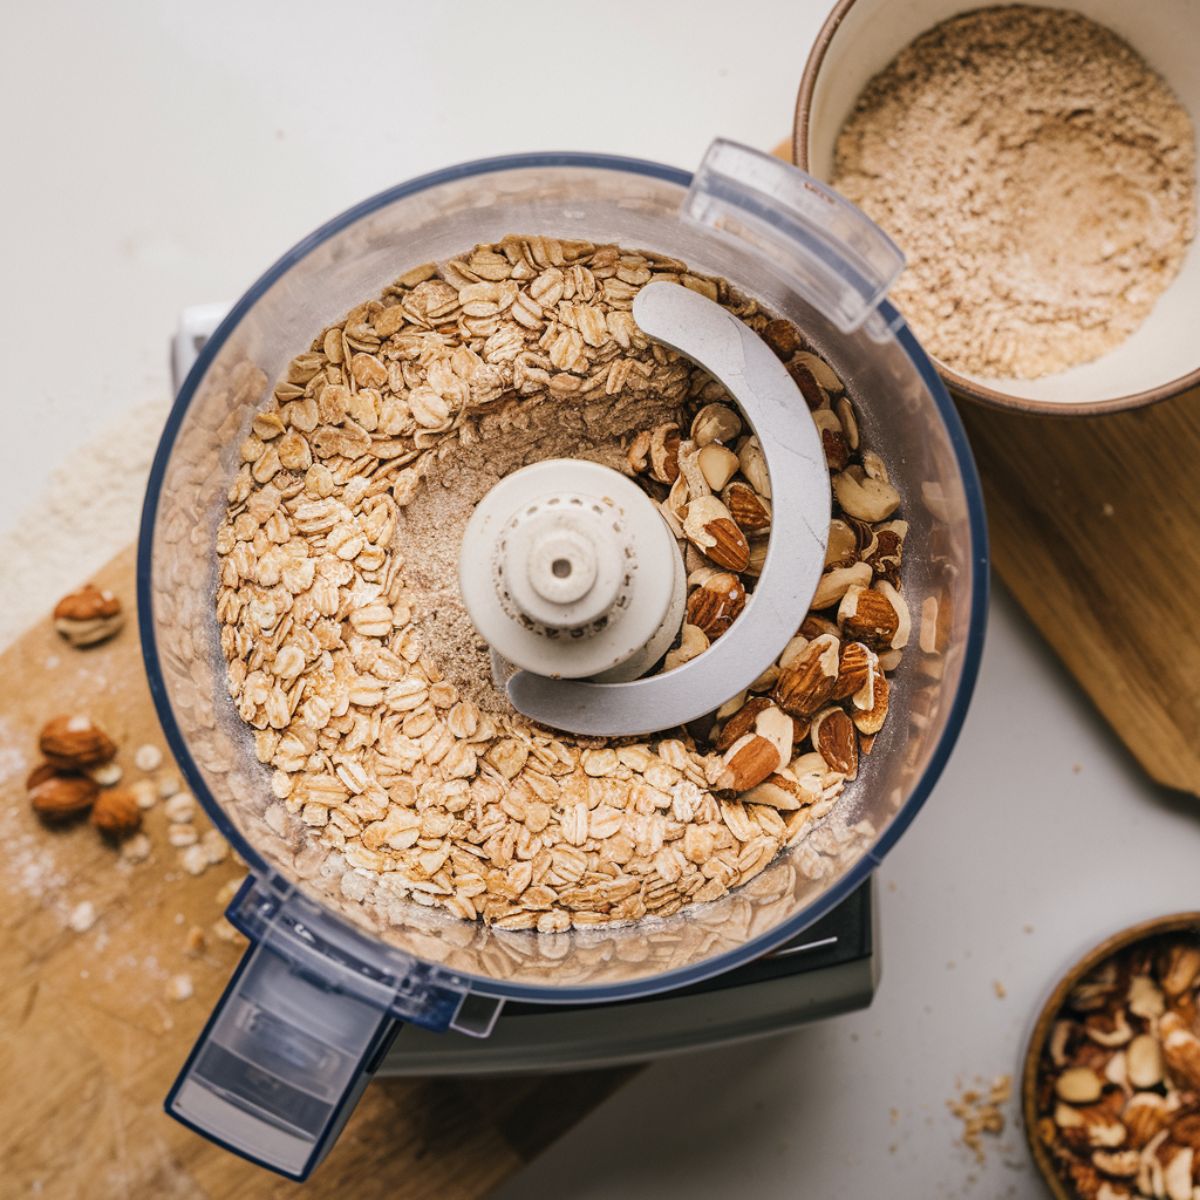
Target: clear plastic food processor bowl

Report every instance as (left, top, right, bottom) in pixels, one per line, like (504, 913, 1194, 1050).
(139, 141, 987, 1177)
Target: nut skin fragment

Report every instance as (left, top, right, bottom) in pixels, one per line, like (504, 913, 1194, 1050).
(39, 715, 117, 770)
(647, 422, 681, 484)
(53, 584, 124, 647)
(91, 788, 143, 840)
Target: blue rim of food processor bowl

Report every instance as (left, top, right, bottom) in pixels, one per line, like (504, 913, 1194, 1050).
(138, 152, 989, 1006)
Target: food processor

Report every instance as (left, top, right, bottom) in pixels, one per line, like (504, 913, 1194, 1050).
(139, 139, 988, 1179)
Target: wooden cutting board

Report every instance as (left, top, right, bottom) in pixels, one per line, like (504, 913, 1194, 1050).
(959, 396, 1200, 797)
(0, 544, 633, 1199)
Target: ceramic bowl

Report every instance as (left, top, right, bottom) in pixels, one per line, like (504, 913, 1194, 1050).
(793, 0, 1200, 414)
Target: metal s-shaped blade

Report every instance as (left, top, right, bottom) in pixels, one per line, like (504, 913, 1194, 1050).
(507, 282, 830, 737)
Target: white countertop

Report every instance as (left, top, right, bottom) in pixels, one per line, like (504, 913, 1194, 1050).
(3, 2, 1198, 1196)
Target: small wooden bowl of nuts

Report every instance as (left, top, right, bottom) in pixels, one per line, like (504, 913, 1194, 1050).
(1023, 914, 1200, 1200)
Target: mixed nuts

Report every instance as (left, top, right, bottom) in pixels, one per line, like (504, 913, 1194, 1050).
(1034, 933, 1200, 1200)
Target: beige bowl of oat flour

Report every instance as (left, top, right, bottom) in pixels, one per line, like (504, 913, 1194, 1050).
(795, 0, 1200, 414)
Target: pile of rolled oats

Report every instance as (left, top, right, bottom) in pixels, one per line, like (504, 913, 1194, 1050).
(215, 236, 910, 931)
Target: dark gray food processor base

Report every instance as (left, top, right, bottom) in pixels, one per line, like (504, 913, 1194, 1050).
(378, 877, 876, 1076)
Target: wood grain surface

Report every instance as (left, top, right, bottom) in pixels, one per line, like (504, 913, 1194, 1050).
(960, 395, 1200, 796)
(0, 545, 633, 1199)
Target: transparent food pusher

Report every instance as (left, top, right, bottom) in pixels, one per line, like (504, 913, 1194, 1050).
(139, 140, 987, 1178)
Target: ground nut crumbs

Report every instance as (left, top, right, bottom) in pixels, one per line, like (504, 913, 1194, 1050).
(215, 235, 911, 930)
(832, 6, 1196, 380)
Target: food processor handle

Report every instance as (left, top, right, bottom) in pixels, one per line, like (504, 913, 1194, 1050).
(165, 938, 399, 1180)
(687, 139, 905, 335)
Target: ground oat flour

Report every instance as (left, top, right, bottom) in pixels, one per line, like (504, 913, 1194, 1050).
(832, 6, 1196, 379)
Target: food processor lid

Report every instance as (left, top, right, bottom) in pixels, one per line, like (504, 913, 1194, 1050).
(150, 139, 966, 1182)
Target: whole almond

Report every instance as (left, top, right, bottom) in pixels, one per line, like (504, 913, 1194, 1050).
(91, 788, 143, 840)
(754, 704, 796, 766)
(39, 714, 117, 770)
(812, 707, 859, 779)
(718, 733, 782, 792)
(832, 641, 876, 701)
(773, 633, 839, 718)
(685, 572, 746, 638)
(838, 584, 900, 649)
(53, 585, 124, 647)
(681, 495, 750, 572)
(723, 481, 771, 533)
(30, 773, 99, 822)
